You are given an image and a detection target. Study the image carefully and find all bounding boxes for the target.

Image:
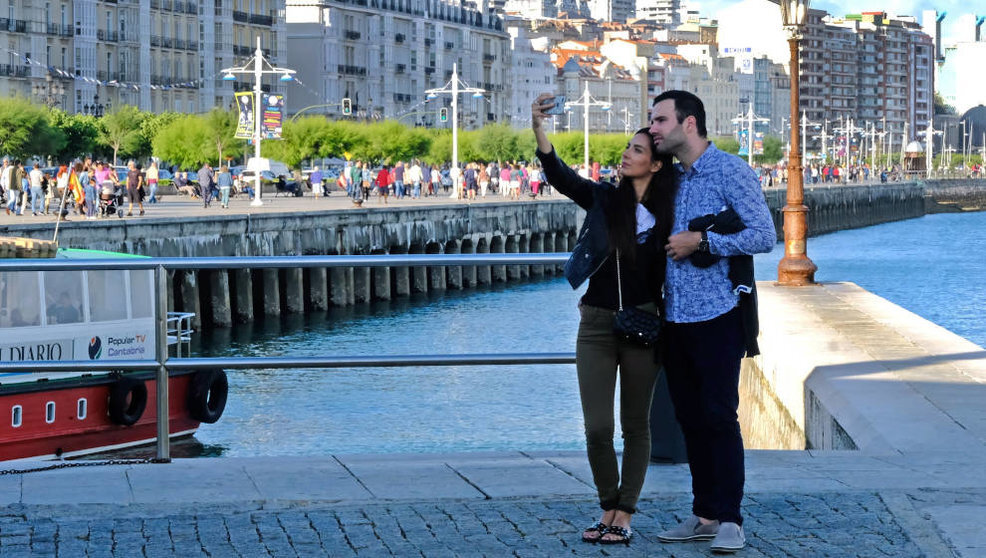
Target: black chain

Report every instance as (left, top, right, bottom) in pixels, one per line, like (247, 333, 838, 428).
(0, 458, 168, 476)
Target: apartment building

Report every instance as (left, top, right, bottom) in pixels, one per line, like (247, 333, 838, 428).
(285, 0, 510, 129)
(0, 1, 283, 115)
(506, 18, 555, 127)
(551, 47, 641, 134)
(634, 0, 679, 26)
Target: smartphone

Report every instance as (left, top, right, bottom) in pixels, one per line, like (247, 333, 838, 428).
(543, 96, 566, 115)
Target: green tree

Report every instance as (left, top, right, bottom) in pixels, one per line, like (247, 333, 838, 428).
(99, 105, 147, 165)
(49, 110, 99, 161)
(476, 124, 518, 162)
(550, 131, 586, 165)
(203, 108, 242, 166)
(758, 136, 785, 164)
(151, 115, 210, 169)
(713, 136, 740, 155)
(0, 98, 66, 161)
(142, 111, 181, 161)
(934, 92, 955, 115)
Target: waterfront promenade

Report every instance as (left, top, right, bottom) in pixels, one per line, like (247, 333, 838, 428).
(1, 282, 985, 556)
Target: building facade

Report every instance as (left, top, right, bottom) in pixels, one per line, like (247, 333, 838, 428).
(505, 18, 555, 127)
(634, 0, 679, 26)
(286, 0, 509, 129)
(0, 0, 283, 115)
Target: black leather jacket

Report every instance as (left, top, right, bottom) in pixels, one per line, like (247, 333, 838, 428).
(535, 148, 615, 289)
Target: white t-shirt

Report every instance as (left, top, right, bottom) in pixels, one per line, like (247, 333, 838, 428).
(29, 168, 43, 189)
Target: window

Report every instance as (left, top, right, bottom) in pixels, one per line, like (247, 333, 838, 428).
(88, 270, 127, 322)
(43, 271, 84, 325)
(77, 399, 88, 420)
(0, 272, 42, 328)
(11, 406, 22, 428)
(46, 402, 55, 424)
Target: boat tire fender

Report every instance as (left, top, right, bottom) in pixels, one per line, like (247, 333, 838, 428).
(108, 377, 148, 426)
(188, 370, 228, 424)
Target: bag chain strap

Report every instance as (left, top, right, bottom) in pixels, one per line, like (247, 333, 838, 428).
(615, 250, 624, 312)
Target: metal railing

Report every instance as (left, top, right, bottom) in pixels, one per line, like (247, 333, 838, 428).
(0, 254, 573, 461)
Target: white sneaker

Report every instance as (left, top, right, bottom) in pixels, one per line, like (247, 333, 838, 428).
(710, 522, 745, 553)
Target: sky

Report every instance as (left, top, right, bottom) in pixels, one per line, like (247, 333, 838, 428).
(696, 0, 975, 40)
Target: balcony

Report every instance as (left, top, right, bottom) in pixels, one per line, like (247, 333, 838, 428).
(444, 41, 453, 50)
(1, 18, 28, 33)
(250, 13, 273, 25)
(233, 10, 249, 22)
(345, 30, 361, 40)
(46, 23, 74, 37)
(424, 38, 433, 46)
(97, 70, 120, 82)
(97, 29, 119, 42)
(395, 33, 405, 43)
(0, 64, 29, 77)
(424, 67, 435, 74)
(337, 64, 366, 76)
(233, 45, 252, 56)
(186, 2, 198, 14)
(394, 93, 411, 103)
(483, 54, 495, 63)
(151, 35, 162, 47)
(396, 64, 405, 73)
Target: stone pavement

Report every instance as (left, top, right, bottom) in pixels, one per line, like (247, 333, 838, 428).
(0, 449, 981, 556)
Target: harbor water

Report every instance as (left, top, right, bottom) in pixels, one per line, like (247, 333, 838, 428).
(174, 212, 985, 458)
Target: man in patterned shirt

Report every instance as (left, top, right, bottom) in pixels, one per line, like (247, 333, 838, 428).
(648, 90, 775, 553)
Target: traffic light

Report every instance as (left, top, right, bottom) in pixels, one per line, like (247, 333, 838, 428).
(439, 107, 448, 122)
(342, 97, 352, 115)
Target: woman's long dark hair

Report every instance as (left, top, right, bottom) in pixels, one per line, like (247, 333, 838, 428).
(605, 128, 678, 262)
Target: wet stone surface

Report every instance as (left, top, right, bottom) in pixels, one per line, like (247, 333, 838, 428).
(0, 491, 923, 557)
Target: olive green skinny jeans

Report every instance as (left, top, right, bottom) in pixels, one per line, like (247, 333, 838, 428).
(576, 303, 661, 514)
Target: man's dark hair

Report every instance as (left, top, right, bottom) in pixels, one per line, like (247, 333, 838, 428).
(653, 90, 708, 138)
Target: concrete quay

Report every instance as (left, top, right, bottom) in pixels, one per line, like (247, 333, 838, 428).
(1, 281, 985, 556)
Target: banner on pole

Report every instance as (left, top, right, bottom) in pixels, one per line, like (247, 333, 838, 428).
(234, 92, 254, 139)
(261, 94, 284, 139)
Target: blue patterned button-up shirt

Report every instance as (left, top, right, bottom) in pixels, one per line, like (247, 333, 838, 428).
(665, 143, 775, 323)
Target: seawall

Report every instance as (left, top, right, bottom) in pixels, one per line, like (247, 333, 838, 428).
(2, 180, 984, 328)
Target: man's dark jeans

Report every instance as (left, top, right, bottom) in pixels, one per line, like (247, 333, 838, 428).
(664, 307, 746, 525)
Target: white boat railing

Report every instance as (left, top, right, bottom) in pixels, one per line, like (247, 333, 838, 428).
(0, 253, 572, 461)
(166, 311, 196, 358)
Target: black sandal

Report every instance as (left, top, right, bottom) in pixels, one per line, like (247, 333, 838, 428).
(581, 522, 609, 543)
(599, 525, 632, 546)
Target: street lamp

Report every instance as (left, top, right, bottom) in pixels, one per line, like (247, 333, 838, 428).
(567, 82, 612, 173)
(220, 37, 296, 207)
(776, 0, 817, 285)
(32, 72, 66, 109)
(425, 63, 485, 198)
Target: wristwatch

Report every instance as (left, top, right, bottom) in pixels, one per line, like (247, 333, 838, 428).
(698, 230, 710, 253)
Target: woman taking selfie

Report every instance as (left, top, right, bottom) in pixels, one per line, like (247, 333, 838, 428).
(531, 93, 677, 546)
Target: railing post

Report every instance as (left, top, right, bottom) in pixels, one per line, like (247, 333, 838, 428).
(155, 265, 171, 462)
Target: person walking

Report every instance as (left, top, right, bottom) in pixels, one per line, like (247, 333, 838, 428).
(217, 165, 233, 208)
(376, 165, 391, 204)
(125, 160, 144, 216)
(146, 161, 159, 203)
(28, 162, 44, 216)
(393, 161, 405, 199)
(648, 90, 775, 554)
(532, 93, 678, 546)
(198, 163, 215, 208)
(310, 166, 323, 198)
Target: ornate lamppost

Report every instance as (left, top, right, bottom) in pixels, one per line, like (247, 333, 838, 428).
(776, 0, 817, 285)
(32, 72, 66, 109)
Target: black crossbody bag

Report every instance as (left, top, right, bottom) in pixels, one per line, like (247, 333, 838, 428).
(612, 250, 662, 347)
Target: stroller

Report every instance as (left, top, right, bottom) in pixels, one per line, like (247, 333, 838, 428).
(99, 183, 126, 218)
